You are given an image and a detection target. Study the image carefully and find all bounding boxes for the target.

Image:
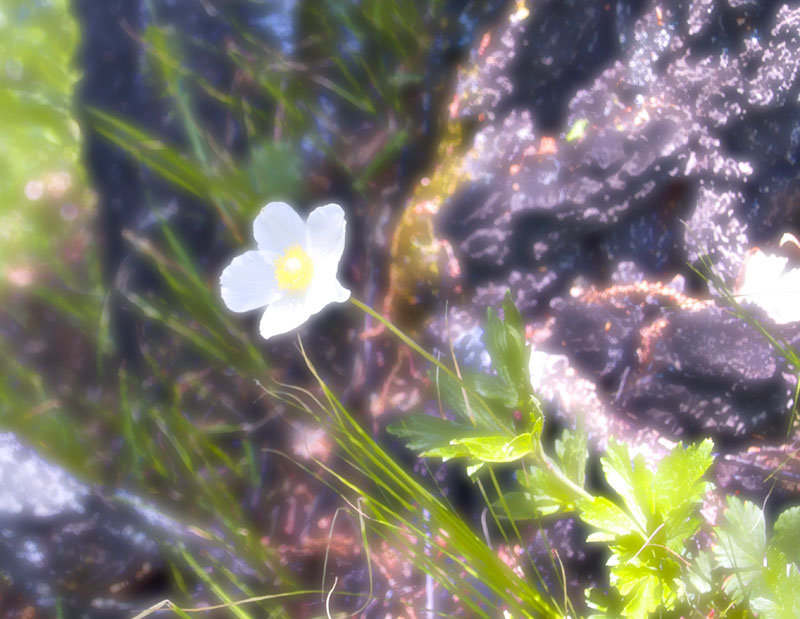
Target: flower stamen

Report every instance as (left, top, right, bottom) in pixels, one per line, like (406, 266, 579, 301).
(274, 244, 314, 291)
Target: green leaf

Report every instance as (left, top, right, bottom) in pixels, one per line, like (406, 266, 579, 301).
(601, 439, 653, 534)
(483, 293, 532, 412)
(610, 560, 681, 618)
(554, 426, 588, 489)
(772, 505, 800, 566)
(472, 372, 518, 408)
(387, 414, 485, 453)
(750, 547, 800, 619)
(579, 496, 640, 540)
(466, 462, 484, 477)
(653, 438, 713, 522)
(501, 292, 525, 345)
(585, 586, 625, 618)
(433, 367, 508, 434)
(419, 443, 470, 461)
(515, 465, 581, 516)
(485, 306, 512, 386)
(714, 496, 766, 602)
(685, 550, 715, 595)
(652, 439, 714, 551)
(615, 568, 662, 619)
(579, 440, 714, 618)
(450, 433, 533, 463)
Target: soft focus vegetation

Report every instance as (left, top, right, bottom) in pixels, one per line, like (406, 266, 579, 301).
(2, 1, 799, 617)
(0, 0, 91, 270)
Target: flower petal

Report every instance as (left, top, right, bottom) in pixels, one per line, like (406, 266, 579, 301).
(306, 203, 346, 265)
(254, 201, 306, 254)
(737, 249, 800, 324)
(305, 272, 351, 317)
(259, 294, 313, 340)
(220, 251, 279, 312)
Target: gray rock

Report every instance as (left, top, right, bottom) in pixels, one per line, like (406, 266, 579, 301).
(0, 433, 258, 616)
(432, 0, 800, 448)
(0, 433, 88, 517)
(442, 1, 800, 290)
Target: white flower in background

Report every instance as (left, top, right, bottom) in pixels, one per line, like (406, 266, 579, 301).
(735, 235, 800, 325)
(220, 201, 350, 339)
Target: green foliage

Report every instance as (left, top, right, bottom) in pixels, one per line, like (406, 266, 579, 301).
(500, 426, 590, 518)
(420, 431, 537, 478)
(296, 344, 560, 618)
(555, 425, 588, 489)
(0, 0, 86, 269)
(772, 506, 800, 565)
(387, 295, 800, 618)
(245, 141, 304, 204)
(750, 548, 800, 618)
(8, 0, 800, 614)
(431, 366, 511, 433)
(389, 291, 540, 455)
(447, 432, 535, 463)
(579, 439, 714, 618)
(386, 413, 486, 453)
(662, 495, 800, 617)
(714, 495, 767, 601)
(484, 293, 540, 420)
(507, 462, 584, 518)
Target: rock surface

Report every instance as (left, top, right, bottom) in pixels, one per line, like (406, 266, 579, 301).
(431, 0, 800, 459)
(0, 432, 262, 615)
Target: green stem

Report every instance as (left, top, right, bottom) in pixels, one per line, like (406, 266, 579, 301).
(532, 442, 594, 504)
(349, 296, 510, 434)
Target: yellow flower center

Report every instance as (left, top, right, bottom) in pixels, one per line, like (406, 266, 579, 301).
(274, 244, 314, 291)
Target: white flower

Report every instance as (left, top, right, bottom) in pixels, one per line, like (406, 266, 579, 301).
(220, 201, 350, 339)
(735, 246, 800, 324)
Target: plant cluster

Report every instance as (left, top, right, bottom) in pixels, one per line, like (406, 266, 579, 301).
(2, 1, 799, 617)
(389, 293, 800, 618)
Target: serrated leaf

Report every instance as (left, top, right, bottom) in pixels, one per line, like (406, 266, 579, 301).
(615, 561, 680, 608)
(512, 465, 583, 516)
(750, 547, 800, 619)
(451, 432, 532, 463)
(579, 496, 640, 539)
(617, 571, 661, 619)
(485, 306, 512, 386)
(771, 505, 800, 566)
(433, 367, 507, 433)
(387, 414, 486, 453)
(555, 426, 588, 489)
(714, 496, 766, 601)
(663, 507, 701, 554)
(601, 440, 652, 534)
(483, 294, 532, 411)
(501, 291, 525, 338)
(502, 292, 533, 401)
(686, 550, 715, 595)
(653, 438, 713, 527)
(472, 372, 518, 408)
(420, 443, 470, 461)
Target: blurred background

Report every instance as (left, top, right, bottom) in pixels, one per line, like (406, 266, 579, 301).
(0, 0, 508, 615)
(4, 0, 800, 616)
